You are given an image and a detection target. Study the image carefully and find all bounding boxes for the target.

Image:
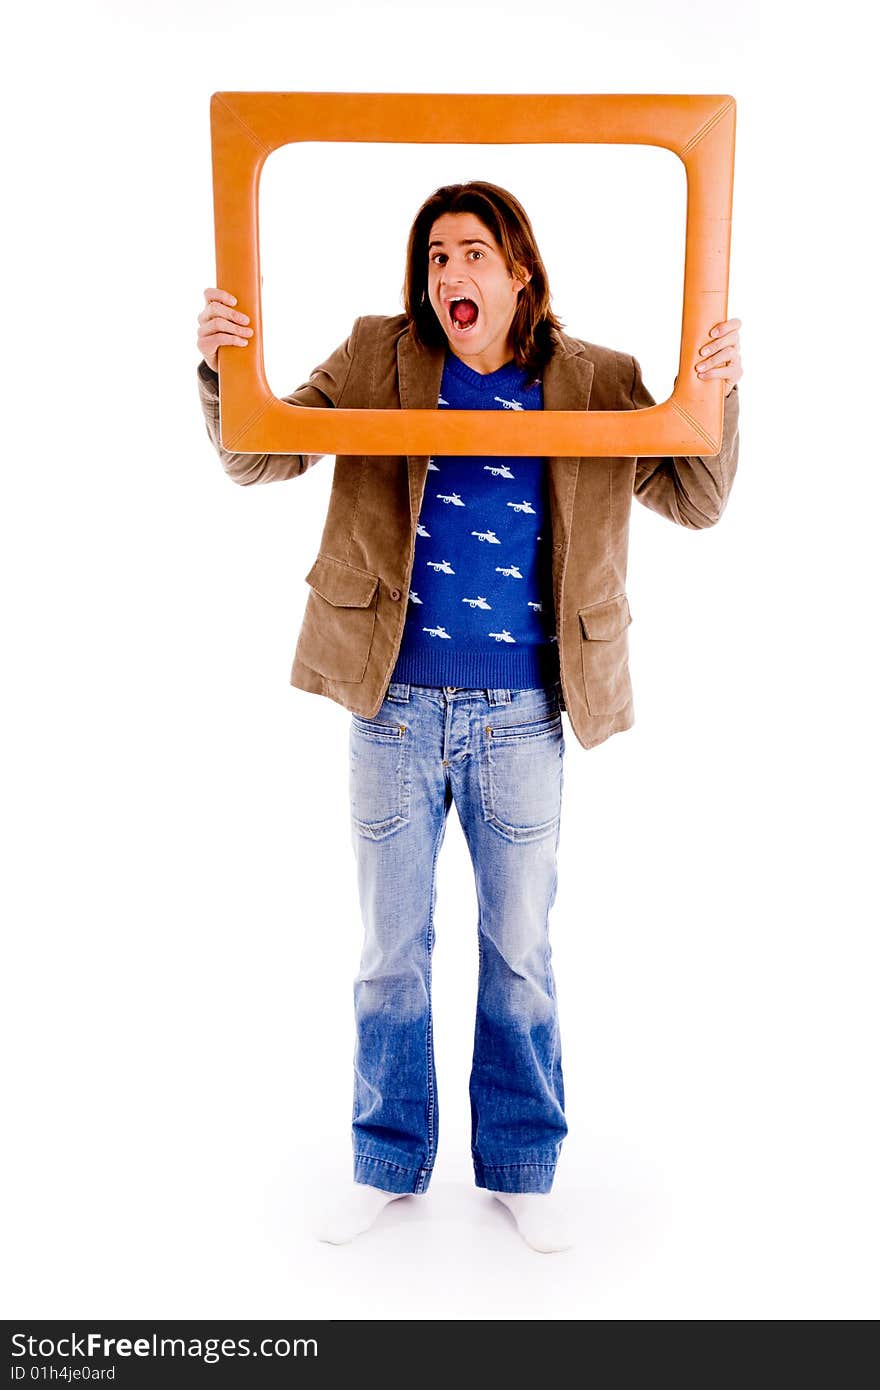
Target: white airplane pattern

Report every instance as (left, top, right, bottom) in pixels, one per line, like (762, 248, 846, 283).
(407, 406, 554, 650)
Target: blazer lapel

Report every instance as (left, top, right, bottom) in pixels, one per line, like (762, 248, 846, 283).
(542, 333, 595, 557)
(397, 326, 445, 412)
(398, 329, 445, 526)
(541, 330, 595, 416)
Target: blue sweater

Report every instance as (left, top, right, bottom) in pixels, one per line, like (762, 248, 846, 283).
(391, 349, 560, 689)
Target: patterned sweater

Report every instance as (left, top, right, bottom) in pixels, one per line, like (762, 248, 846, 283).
(390, 349, 560, 690)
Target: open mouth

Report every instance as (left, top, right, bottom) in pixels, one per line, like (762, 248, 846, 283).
(447, 297, 479, 334)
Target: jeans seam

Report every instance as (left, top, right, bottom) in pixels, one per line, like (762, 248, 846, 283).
(419, 801, 446, 1193)
(470, 907, 485, 1155)
(474, 1161, 558, 1170)
(353, 1153, 426, 1176)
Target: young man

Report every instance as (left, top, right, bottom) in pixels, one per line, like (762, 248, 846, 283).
(196, 181, 743, 1253)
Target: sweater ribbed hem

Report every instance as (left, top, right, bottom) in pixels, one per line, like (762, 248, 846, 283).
(391, 641, 560, 689)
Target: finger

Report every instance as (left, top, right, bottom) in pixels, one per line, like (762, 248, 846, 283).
(198, 302, 251, 327)
(202, 330, 251, 349)
(698, 333, 738, 359)
(199, 317, 251, 340)
(201, 289, 251, 324)
(696, 362, 742, 384)
(200, 309, 254, 339)
(696, 358, 738, 378)
(200, 312, 253, 338)
(204, 287, 238, 307)
(696, 343, 739, 367)
(698, 343, 739, 366)
(710, 318, 742, 338)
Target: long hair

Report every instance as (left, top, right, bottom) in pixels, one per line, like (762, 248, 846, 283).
(401, 181, 566, 379)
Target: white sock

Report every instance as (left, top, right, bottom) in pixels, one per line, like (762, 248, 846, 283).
(316, 1181, 411, 1245)
(492, 1192, 575, 1253)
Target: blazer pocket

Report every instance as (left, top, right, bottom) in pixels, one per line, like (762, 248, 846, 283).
(294, 553, 380, 684)
(578, 593, 633, 717)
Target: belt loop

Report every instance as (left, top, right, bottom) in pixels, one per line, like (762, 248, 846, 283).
(387, 682, 411, 702)
(487, 688, 512, 705)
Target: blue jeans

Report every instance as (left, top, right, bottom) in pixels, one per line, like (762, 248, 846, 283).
(348, 679, 567, 1195)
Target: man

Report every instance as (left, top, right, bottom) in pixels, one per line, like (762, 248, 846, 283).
(196, 181, 743, 1252)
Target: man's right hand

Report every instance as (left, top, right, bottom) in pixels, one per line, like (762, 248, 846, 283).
(197, 287, 253, 372)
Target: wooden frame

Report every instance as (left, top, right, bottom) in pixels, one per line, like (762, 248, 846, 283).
(209, 91, 735, 457)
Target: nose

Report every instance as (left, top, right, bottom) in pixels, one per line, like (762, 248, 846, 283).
(439, 257, 470, 290)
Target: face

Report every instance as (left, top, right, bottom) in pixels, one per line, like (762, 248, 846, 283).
(426, 211, 531, 374)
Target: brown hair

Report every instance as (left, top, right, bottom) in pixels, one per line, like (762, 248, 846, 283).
(401, 180, 566, 380)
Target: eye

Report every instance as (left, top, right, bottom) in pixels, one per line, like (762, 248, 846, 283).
(429, 249, 485, 265)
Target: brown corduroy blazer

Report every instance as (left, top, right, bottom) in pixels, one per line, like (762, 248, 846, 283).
(196, 313, 740, 752)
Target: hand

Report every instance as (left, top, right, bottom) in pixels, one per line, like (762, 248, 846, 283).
(197, 287, 253, 372)
(695, 318, 743, 397)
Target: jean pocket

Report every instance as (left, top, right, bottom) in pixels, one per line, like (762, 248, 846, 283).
(485, 706, 562, 742)
(349, 714, 410, 840)
(481, 708, 564, 843)
(351, 713, 407, 740)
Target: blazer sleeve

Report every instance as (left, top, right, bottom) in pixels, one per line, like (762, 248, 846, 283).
(195, 317, 361, 486)
(629, 354, 740, 529)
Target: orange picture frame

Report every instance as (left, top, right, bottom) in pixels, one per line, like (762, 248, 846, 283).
(209, 91, 735, 457)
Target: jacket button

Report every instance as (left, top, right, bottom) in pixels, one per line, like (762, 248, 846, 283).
(389, 587, 402, 601)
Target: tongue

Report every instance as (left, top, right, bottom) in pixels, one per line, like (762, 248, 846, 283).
(451, 299, 478, 326)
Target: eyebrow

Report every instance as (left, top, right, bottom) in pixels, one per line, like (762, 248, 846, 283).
(427, 237, 493, 250)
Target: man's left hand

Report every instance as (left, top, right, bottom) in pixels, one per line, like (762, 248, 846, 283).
(695, 318, 743, 397)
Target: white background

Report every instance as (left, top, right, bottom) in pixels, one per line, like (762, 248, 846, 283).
(260, 138, 687, 397)
(3, 0, 877, 1321)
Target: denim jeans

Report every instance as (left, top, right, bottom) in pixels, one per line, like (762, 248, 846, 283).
(348, 679, 567, 1196)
